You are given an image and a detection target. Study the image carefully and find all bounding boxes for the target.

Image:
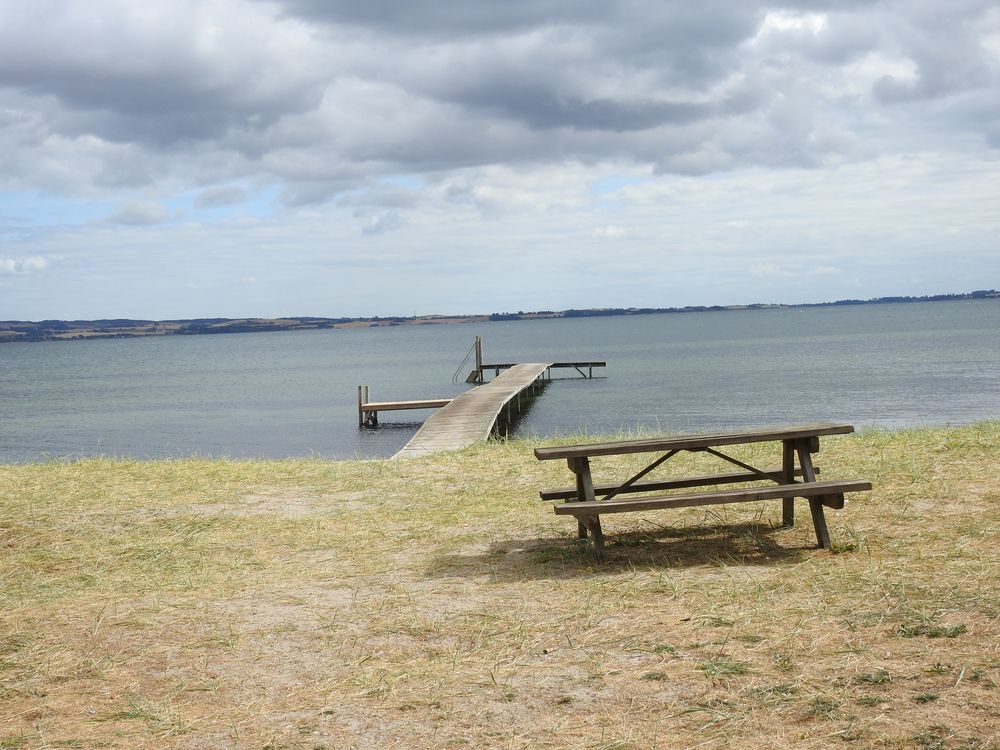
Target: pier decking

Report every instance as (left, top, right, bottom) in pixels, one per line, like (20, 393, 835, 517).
(357, 385, 452, 427)
(479, 361, 606, 380)
(394, 363, 551, 458)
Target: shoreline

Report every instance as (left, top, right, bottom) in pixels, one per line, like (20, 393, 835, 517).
(3, 419, 998, 466)
(2, 289, 997, 343)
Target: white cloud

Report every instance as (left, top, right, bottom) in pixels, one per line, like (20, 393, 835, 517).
(593, 224, 627, 239)
(0, 256, 49, 275)
(757, 10, 828, 36)
(750, 262, 844, 280)
(359, 211, 404, 235)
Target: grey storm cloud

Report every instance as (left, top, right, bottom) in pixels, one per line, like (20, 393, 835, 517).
(195, 186, 248, 209)
(268, 0, 615, 36)
(107, 201, 169, 226)
(0, 1, 327, 146)
(0, 0, 998, 202)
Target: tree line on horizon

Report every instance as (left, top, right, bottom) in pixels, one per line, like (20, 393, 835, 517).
(1, 289, 996, 342)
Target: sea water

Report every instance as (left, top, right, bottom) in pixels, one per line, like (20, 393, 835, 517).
(2, 300, 999, 462)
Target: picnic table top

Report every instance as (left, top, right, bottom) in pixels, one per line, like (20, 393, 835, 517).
(533, 422, 855, 461)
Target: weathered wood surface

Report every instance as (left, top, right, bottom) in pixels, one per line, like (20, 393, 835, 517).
(395, 363, 551, 459)
(538, 424, 870, 560)
(539, 467, 817, 501)
(552, 479, 872, 516)
(534, 423, 855, 461)
(482, 361, 607, 370)
(362, 399, 452, 411)
(472, 361, 606, 382)
(358, 383, 452, 426)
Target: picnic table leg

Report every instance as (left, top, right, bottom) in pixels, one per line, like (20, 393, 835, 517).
(584, 515, 605, 561)
(569, 457, 597, 540)
(795, 440, 831, 549)
(781, 439, 796, 527)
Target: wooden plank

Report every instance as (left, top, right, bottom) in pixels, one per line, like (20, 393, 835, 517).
(361, 399, 452, 411)
(539, 467, 817, 501)
(534, 423, 855, 461)
(395, 363, 551, 458)
(553, 479, 872, 516)
(483, 361, 606, 369)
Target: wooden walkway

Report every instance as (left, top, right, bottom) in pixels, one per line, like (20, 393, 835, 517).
(394, 363, 551, 459)
(357, 385, 452, 426)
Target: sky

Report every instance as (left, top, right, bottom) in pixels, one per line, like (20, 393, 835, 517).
(0, 0, 998, 320)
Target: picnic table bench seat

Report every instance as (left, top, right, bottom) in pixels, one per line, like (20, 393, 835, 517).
(534, 422, 872, 560)
(538, 466, 817, 501)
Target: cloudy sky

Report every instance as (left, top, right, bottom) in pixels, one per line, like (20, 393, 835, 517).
(1, 0, 998, 320)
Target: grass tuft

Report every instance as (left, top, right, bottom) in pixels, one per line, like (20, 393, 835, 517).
(855, 668, 893, 685)
(696, 657, 750, 679)
(898, 623, 969, 639)
(807, 696, 840, 718)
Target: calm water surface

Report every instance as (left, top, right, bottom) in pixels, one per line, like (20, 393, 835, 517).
(2, 300, 999, 462)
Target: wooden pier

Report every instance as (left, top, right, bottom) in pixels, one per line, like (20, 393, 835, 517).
(394, 363, 551, 458)
(464, 336, 605, 383)
(357, 385, 452, 427)
(480, 361, 606, 379)
(357, 337, 605, 459)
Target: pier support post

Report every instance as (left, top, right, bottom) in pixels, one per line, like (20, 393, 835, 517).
(358, 385, 377, 427)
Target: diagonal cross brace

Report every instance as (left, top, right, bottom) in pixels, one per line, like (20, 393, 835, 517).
(600, 450, 680, 503)
(698, 447, 774, 481)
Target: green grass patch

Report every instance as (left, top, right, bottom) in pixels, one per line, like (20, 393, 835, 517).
(855, 668, 893, 685)
(696, 657, 750, 679)
(898, 623, 969, 639)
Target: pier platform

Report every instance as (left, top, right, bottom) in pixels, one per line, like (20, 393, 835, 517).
(357, 386, 451, 427)
(394, 363, 550, 459)
(477, 361, 606, 380)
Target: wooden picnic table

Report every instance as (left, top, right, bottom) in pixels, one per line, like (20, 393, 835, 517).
(534, 422, 872, 560)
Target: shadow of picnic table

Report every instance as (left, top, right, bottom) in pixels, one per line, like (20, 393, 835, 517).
(424, 520, 818, 581)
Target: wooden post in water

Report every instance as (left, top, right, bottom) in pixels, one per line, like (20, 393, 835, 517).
(358, 385, 374, 427)
(474, 336, 483, 383)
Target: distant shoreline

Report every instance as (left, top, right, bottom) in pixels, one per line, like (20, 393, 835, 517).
(2, 289, 997, 343)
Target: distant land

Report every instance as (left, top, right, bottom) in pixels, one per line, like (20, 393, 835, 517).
(2, 290, 997, 343)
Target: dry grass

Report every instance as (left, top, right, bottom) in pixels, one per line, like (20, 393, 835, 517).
(2, 423, 999, 749)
